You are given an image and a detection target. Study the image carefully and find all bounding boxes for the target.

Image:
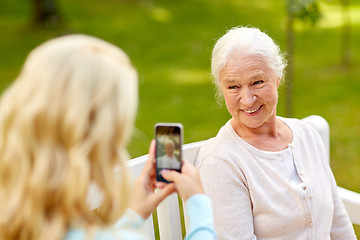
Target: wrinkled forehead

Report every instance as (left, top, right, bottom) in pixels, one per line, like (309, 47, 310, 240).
(221, 53, 275, 79)
(227, 51, 272, 68)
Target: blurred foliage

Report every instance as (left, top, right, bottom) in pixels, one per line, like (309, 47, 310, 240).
(0, 0, 359, 235)
(288, 0, 322, 25)
(32, 0, 62, 28)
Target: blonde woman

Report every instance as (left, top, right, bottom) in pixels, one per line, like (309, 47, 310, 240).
(0, 34, 216, 240)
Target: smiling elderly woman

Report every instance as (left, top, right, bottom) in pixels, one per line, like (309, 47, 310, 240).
(195, 26, 356, 240)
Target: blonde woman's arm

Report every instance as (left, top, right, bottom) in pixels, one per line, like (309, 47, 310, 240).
(162, 160, 217, 240)
(129, 140, 176, 220)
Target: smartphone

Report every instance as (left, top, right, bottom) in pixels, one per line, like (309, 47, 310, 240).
(154, 123, 183, 182)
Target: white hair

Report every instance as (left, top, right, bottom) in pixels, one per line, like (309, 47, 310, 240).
(211, 26, 287, 94)
(164, 138, 175, 147)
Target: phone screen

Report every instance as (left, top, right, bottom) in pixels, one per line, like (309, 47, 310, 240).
(155, 123, 183, 182)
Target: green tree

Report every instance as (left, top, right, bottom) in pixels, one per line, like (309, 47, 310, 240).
(32, 0, 61, 28)
(341, 0, 351, 67)
(285, 0, 321, 117)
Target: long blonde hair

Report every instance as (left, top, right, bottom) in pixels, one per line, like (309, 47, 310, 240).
(0, 34, 138, 239)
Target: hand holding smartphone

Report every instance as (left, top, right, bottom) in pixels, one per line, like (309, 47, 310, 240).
(154, 123, 183, 183)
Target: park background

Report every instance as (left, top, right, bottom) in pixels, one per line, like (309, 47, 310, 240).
(1, 0, 359, 237)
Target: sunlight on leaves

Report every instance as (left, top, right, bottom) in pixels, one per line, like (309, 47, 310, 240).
(227, 0, 272, 10)
(169, 68, 211, 85)
(317, 1, 360, 28)
(149, 7, 172, 23)
(294, 1, 360, 30)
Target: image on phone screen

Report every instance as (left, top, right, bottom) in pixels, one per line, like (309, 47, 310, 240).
(155, 123, 182, 182)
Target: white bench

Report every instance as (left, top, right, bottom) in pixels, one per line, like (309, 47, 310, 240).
(89, 115, 360, 239)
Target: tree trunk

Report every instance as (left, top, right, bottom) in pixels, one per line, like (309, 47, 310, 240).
(32, 0, 61, 27)
(341, 0, 351, 67)
(285, 14, 295, 117)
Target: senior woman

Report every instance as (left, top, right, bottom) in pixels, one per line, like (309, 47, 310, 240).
(195, 26, 356, 239)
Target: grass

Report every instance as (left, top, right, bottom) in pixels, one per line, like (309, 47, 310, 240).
(0, 0, 359, 236)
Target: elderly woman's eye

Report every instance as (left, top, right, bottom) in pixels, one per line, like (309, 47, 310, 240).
(254, 80, 264, 85)
(229, 85, 238, 89)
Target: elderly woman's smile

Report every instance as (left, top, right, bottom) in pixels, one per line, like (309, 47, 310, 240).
(242, 105, 262, 114)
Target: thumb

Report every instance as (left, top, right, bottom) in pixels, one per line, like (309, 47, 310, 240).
(152, 183, 176, 205)
(161, 170, 181, 183)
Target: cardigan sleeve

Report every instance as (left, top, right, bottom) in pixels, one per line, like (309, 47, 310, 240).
(198, 155, 256, 240)
(303, 121, 356, 239)
(327, 167, 357, 239)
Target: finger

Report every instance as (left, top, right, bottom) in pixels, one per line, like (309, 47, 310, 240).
(156, 182, 168, 189)
(141, 140, 156, 174)
(162, 170, 181, 182)
(147, 140, 157, 175)
(182, 159, 195, 169)
(181, 159, 188, 168)
(149, 139, 156, 161)
(181, 159, 198, 175)
(152, 183, 176, 204)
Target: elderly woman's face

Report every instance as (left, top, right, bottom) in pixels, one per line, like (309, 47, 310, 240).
(165, 142, 175, 156)
(219, 54, 280, 129)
